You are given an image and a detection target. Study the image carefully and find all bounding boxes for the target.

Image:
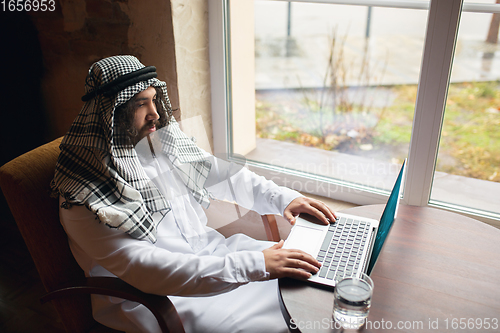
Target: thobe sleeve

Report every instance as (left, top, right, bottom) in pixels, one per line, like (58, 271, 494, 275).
(59, 201, 269, 297)
(204, 155, 303, 216)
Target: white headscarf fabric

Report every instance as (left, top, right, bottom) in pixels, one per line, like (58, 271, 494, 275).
(51, 55, 211, 242)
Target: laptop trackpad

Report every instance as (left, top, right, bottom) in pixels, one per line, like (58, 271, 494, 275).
(284, 225, 324, 257)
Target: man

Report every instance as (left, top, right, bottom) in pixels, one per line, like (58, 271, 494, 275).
(52, 55, 336, 332)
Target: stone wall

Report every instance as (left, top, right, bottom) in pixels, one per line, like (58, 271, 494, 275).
(171, 0, 213, 152)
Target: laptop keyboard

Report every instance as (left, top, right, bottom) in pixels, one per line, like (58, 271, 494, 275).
(316, 217, 371, 281)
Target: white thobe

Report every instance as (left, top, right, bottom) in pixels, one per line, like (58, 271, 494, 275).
(59, 146, 302, 333)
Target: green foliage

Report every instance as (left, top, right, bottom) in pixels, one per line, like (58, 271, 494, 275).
(256, 81, 500, 183)
(438, 82, 500, 182)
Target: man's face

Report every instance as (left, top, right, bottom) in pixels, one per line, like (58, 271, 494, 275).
(132, 86, 159, 144)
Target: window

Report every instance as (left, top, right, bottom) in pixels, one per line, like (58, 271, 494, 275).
(209, 0, 500, 227)
(430, 2, 500, 219)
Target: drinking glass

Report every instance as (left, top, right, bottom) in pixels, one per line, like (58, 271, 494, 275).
(333, 271, 374, 329)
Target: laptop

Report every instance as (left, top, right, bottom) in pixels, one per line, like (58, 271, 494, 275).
(283, 159, 406, 287)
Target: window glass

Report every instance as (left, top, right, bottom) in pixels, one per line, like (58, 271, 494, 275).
(431, 6, 500, 216)
(248, 1, 428, 192)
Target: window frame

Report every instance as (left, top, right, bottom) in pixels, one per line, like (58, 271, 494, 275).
(209, 0, 500, 227)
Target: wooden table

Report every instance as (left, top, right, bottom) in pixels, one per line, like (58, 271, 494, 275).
(278, 204, 500, 333)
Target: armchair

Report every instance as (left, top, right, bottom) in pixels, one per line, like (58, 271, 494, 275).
(0, 138, 184, 333)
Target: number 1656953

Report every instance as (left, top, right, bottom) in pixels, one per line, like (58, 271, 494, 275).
(2, 0, 56, 12)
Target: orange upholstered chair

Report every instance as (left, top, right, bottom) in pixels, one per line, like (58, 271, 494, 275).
(0, 138, 184, 333)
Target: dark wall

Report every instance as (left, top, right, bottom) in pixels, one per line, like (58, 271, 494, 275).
(1, 0, 179, 162)
(0, 0, 179, 230)
(0, 10, 47, 165)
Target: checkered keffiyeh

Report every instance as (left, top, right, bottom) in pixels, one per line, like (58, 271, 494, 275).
(51, 55, 212, 242)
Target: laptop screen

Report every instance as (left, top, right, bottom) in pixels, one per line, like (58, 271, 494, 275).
(366, 159, 406, 275)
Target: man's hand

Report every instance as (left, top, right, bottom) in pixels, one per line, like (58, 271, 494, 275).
(284, 196, 337, 225)
(263, 240, 321, 280)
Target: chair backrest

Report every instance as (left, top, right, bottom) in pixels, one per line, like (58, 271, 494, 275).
(0, 138, 96, 333)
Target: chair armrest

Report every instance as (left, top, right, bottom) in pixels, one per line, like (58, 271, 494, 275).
(40, 276, 185, 333)
(262, 214, 281, 242)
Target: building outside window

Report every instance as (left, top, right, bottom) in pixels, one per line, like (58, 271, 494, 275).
(209, 0, 500, 227)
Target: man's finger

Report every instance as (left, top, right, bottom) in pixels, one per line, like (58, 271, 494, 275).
(282, 266, 314, 280)
(287, 259, 320, 274)
(269, 239, 284, 250)
(283, 210, 294, 223)
(300, 205, 330, 225)
(286, 250, 321, 268)
(307, 200, 337, 223)
(284, 212, 300, 225)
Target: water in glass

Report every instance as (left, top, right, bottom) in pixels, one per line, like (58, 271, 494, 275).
(333, 273, 373, 329)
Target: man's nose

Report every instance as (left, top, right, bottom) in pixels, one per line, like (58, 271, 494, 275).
(146, 102, 160, 120)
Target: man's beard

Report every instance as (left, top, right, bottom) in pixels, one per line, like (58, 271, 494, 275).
(133, 119, 159, 145)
